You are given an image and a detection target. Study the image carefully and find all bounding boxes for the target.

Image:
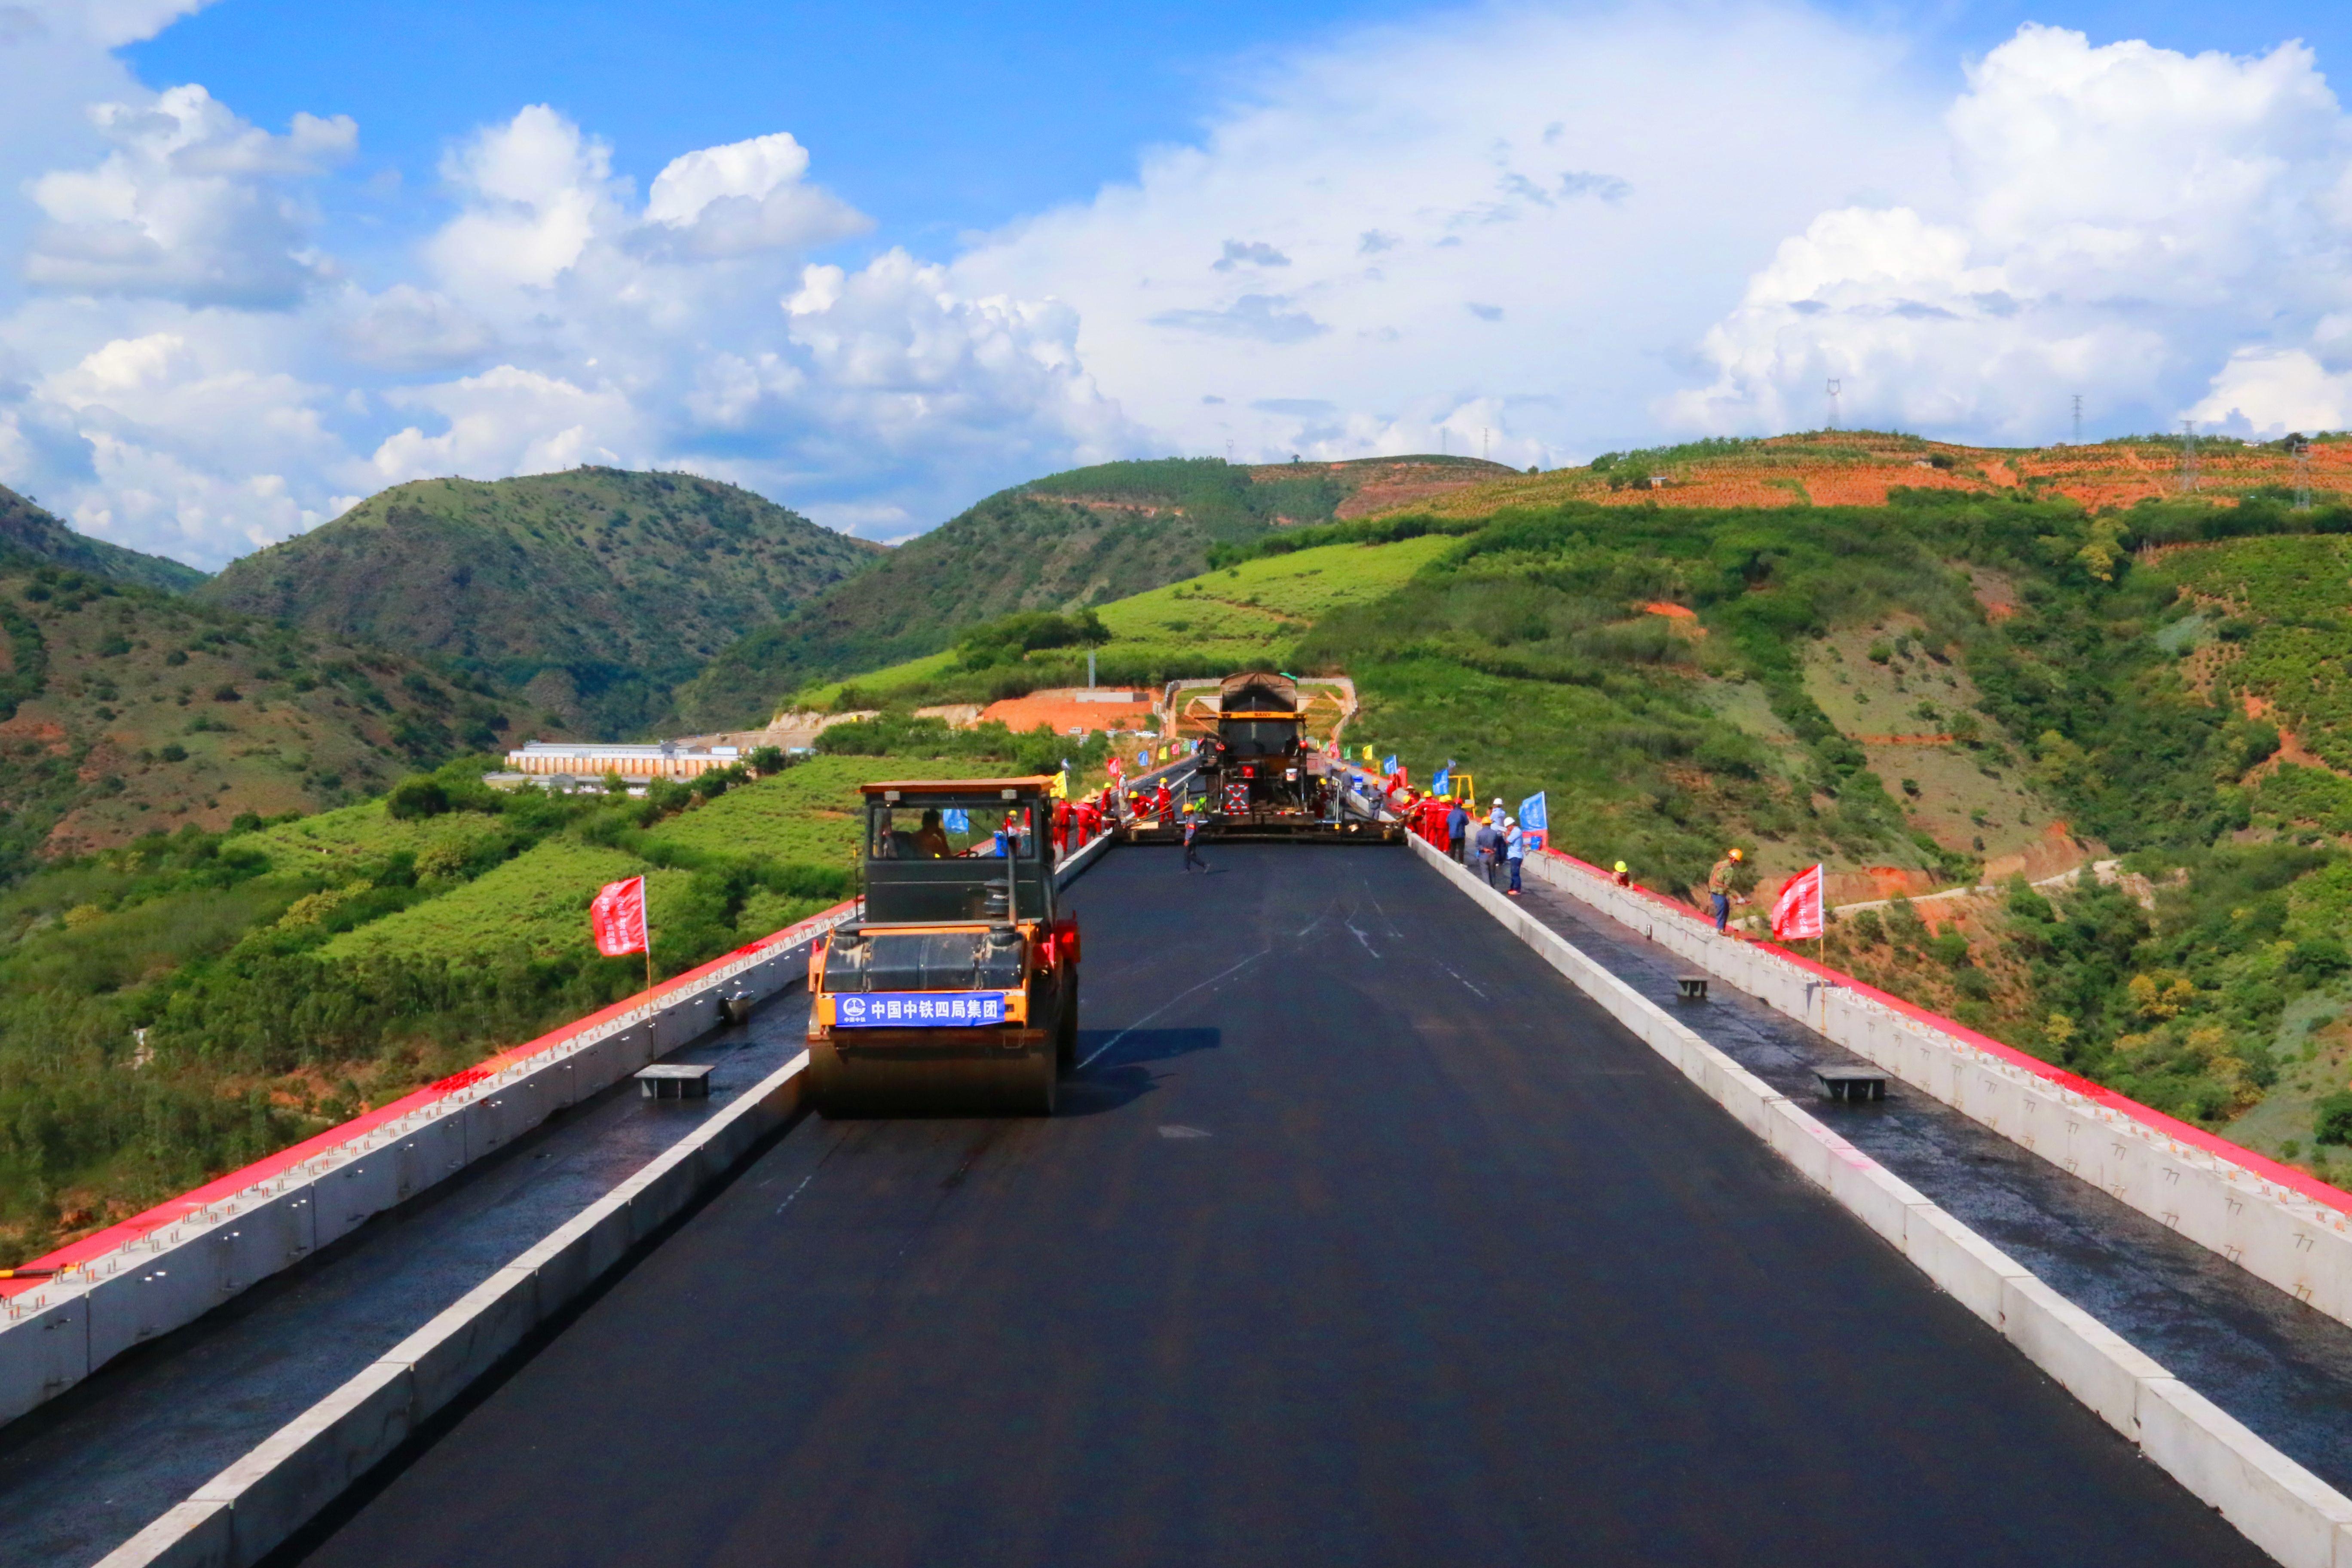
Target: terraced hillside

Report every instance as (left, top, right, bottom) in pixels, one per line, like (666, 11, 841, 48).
(671, 455, 1509, 730)
(202, 468, 879, 738)
(1401, 429, 2352, 521)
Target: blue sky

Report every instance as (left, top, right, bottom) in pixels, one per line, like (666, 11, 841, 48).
(126, 0, 2352, 261)
(1, 0, 2350, 566)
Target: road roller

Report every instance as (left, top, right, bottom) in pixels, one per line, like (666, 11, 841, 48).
(805, 776, 1078, 1115)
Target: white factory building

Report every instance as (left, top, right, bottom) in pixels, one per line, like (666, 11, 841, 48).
(502, 739, 742, 781)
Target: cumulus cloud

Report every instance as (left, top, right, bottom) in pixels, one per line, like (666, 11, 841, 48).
(950, 2, 1939, 467)
(23, 85, 353, 306)
(1671, 25, 2352, 441)
(14, 3, 2352, 582)
(639, 131, 869, 259)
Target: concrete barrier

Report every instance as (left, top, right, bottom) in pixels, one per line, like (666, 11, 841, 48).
(0, 900, 855, 1430)
(95, 1051, 811, 1568)
(1517, 848, 2352, 1338)
(1409, 833, 2352, 1568)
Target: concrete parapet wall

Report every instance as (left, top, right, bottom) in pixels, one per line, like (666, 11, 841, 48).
(1411, 834, 2352, 1568)
(95, 1052, 810, 1568)
(0, 901, 855, 1431)
(1518, 849, 2352, 1332)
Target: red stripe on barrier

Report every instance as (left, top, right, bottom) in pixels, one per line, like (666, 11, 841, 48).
(1540, 845, 2352, 1218)
(2, 900, 856, 1296)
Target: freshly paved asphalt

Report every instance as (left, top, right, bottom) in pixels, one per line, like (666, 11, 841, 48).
(292, 845, 2266, 1568)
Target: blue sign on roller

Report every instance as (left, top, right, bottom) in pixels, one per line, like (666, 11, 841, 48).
(835, 992, 1008, 1028)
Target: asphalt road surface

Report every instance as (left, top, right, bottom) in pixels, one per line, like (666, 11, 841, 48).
(292, 845, 2265, 1568)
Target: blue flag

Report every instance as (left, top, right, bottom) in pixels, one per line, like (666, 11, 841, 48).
(1520, 791, 1548, 832)
(942, 808, 969, 834)
(1431, 766, 1451, 795)
(1381, 753, 1398, 775)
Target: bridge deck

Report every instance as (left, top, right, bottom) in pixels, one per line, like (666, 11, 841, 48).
(0, 1008, 807, 1568)
(291, 846, 2262, 1568)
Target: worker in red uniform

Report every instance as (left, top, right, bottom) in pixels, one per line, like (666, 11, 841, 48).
(1154, 780, 1173, 820)
(1052, 799, 1070, 857)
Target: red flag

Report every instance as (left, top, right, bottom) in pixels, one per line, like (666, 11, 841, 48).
(1771, 864, 1824, 942)
(590, 875, 649, 957)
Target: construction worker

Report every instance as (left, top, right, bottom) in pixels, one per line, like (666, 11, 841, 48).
(1446, 799, 1470, 863)
(1154, 779, 1174, 821)
(1182, 801, 1208, 873)
(1474, 815, 1503, 887)
(1613, 860, 1632, 888)
(913, 808, 952, 860)
(1708, 847, 1747, 934)
(1504, 814, 1525, 896)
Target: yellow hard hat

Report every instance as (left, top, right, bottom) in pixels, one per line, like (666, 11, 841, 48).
(1614, 860, 1628, 873)
(1728, 847, 1743, 861)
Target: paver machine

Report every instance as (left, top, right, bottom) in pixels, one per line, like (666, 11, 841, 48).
(805, 776, 1079, 1115)
(1181, 671, 1400, 843)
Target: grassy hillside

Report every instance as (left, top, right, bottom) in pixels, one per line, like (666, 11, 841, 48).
(671, 455, 1510, 730)
(0, 484, 207, 593)
(200, 468, 879, 738)
(0, 557, 514, 880)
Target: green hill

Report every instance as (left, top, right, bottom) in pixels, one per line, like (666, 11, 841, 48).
(670, 454, 1510, 730)
(0, 485, 208, 593)
(199, 468, 880, 738)
(0, 556, 514, 880)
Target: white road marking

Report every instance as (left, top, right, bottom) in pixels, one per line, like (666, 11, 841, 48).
(1078, 948, 1268, 1071)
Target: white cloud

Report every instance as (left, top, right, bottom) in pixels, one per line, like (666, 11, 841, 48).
(948, 2, 1940, 468)
(22, 84, 353, 306)
(369, 365, 634, 484)
(640, 131, 869, 259)
(1674, 25, 2352, 441)
(15, 4, 2352, 584)
(423, 104, 616, 295)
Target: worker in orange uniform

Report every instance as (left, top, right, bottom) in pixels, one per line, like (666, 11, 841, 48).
(1708, 847, 1747, 934)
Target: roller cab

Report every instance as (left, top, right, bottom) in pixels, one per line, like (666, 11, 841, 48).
(807, 778, 1079, 1116)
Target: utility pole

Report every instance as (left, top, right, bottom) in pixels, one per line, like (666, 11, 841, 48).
(1826, 378, 1842, 431)
(2178, 420, 2199, 493)
(1482, 427, 1490, 462)
(2295, 435, 2313, 511)
(2071, 394, 2083, 446)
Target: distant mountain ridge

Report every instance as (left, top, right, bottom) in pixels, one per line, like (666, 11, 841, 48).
(671, 454, 1511, 730)
(0, 485, 208, 593)
(199, 468, 880, 738)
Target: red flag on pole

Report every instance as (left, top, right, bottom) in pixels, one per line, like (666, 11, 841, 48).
(1770, 864, 1824, 942)
(590, 875, 649, 957)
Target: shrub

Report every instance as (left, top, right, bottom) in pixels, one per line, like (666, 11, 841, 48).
(386, 775, 451, 820)
(158, 744, 187, 763)
(2316, 1091, 2352, 1145)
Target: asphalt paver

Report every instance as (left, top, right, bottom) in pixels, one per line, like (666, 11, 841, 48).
(292, 845, 2267, 1568)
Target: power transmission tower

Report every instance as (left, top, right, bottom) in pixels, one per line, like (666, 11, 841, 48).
(2071, 394, 2083, 446)
(2295, 435, 2313, 511)
(1482, 427, 1490, 462)
(1825, 378, 1842, 431)
(2178, 420, 2199, 493)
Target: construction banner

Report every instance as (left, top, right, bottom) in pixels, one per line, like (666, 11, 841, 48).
(590, 875, 649, 957)
(1519, 790, 1548, 851)
(1771, 864, 1825, 942)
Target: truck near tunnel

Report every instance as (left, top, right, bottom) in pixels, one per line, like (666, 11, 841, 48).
(806, 777, 1078, 1115)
